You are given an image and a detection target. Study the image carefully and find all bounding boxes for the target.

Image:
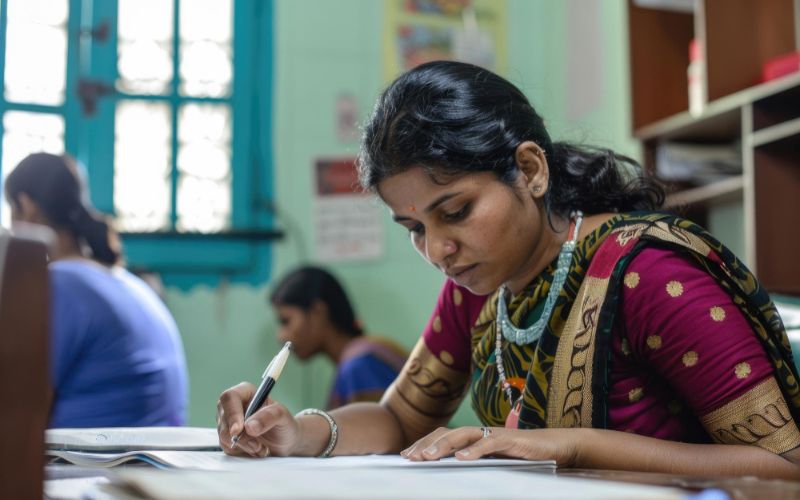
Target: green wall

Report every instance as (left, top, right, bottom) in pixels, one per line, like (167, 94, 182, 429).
(167, 0, 640, 428)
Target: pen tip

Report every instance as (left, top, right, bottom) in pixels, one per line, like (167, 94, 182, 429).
(285, 341, 293, 351)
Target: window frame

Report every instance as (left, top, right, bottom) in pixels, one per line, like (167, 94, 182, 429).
(0, 0, 279, 289)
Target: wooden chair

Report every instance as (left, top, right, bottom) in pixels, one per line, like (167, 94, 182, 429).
(0, 225, 53, 499)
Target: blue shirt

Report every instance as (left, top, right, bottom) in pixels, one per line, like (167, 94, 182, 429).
(48, 260, 188, 427)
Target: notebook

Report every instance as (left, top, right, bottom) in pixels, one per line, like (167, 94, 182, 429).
(45, 427, 221, 452)
(45, 450, 556, 472)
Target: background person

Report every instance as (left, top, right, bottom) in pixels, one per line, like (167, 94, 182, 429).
(271, 266, 407, 409)
(5, 152, 188, 427)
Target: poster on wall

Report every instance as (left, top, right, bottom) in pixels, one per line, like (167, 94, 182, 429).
(313, 158, 384, 262)
(383, 0, 507, 81)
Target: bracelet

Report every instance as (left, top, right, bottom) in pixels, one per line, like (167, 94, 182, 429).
(295, 408, 338, 458)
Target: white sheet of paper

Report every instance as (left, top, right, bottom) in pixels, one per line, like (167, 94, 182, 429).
(100, 464, 685, 500)
(47, 450, 555, 472)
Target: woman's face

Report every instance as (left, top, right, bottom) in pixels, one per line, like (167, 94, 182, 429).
(378, 167, 552, 295)
(274, 304, 321, 360)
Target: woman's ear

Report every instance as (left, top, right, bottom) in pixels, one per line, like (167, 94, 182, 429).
(310, 299, 329, 321)
(514, 141, 549, 199)
(14, 193, 48, 224)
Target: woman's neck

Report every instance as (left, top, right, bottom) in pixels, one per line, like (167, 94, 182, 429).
(505, 214, 571, 295)
(50, 229, 85, 261)
(323, 328, 359, 364)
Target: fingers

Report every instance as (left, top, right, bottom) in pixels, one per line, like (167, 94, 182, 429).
(243, 399, 288, 436)
(402, 427, 481, 461)
(455, 429, 510, 460)
(216, 382, 256, 456)
(400, 427, 448, 460)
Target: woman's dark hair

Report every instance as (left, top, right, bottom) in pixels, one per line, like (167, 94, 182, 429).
(270, 266, 363, 338)
(4, 152, 122, 266)
(358, 60, 664, 221)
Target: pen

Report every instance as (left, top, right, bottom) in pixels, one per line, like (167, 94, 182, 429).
(230, 341, 292, 449)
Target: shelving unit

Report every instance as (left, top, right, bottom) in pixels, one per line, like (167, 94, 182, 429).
(628, 0, 800, 295)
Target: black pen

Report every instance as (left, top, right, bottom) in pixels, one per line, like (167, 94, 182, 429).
(231, 341, 292, 449)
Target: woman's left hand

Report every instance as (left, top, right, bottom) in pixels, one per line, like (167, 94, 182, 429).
(400, 426, 580, 467)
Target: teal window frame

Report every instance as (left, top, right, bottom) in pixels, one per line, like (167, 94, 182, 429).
(0, 0, 278, 290)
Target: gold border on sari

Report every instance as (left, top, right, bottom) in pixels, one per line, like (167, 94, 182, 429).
(382, 338, 469, 441)
(546, 276, 609, 428)
(700, 378, 800, 454)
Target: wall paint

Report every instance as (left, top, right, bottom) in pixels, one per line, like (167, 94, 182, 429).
(169, 0, 644, 428)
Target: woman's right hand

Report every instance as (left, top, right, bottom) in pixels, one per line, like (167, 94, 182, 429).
(216, 382, 302, 458)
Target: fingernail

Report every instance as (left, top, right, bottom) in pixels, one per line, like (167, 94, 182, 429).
(456, 449, 469, 457)
(229, 423, 240, 436)
(245, 420, 261, 434)
(423, 445, 438, 455)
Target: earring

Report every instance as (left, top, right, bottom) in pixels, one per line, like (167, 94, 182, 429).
(532, 186, 542, 193)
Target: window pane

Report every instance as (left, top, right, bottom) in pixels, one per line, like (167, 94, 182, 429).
(4, 0, 68, 105)
(117, 0, 174, 95)
(114, 100, 171, 231)
(1, 111, 65, 227)
(179, 0, 232, 97)
(176, 103, 231, 232)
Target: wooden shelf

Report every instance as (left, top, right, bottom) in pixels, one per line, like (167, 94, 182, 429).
(635, 72, 800, 141)
(663, 176, 743, 209)
(628, 0, 800, 294)
(752, 117, 800, 147)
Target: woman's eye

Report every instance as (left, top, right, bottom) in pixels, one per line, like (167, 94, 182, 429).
(443, 204, 470, 221)
(408, 223, 425, 235)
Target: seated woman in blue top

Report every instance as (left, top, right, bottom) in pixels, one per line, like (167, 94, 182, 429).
(270, 266, 407, 409)
(4, 152, 188, 427)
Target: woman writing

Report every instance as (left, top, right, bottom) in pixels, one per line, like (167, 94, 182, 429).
(216, 61, 800, 478)
(5, 153, 188, 427)
(270, 266, 407, 409)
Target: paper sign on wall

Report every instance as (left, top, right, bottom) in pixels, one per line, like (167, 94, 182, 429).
(313, 158, 383, 262)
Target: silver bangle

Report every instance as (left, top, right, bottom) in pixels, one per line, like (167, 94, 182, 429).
(296, 408, 338, 458)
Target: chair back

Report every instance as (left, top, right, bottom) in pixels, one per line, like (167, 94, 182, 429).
(0, 225, 53, 499)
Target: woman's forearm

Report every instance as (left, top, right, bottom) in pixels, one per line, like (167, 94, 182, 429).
(294, 402, 406, 457)
(575, 429, 800, 480)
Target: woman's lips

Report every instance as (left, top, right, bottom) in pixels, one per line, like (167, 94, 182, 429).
(447, 263, 479, 285)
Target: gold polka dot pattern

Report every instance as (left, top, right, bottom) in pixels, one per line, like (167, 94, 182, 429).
(621, 338, 631, 356)
(629, 387, 644, 403)
(440, 350, 454, 366)
(666, 280, 684, 298)
(624, 272, 640, 289)
(735, 362, 751, 379)
(646, 335, 662, 350)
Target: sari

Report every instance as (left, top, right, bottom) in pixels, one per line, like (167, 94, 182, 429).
(384, 212, 800, 454)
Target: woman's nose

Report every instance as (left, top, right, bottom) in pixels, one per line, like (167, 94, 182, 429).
(424, 230, 457, 266)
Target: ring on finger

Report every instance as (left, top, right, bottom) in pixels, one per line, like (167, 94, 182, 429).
(481, 427, 492, 439)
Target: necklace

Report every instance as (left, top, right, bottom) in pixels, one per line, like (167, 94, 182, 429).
(495, 210, 583, 402)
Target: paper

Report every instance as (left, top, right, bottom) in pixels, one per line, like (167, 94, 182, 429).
(93, 463, 686, 500)
(46, 427, 220, 452)
(46, 450, 554, 472)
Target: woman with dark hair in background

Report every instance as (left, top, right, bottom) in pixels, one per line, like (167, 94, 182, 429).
(5, 152, 188, 427)
(216, 61, 800, 478)
(270, 266, 407, 409)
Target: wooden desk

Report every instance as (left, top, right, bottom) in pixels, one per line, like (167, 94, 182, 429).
(562, 469, 800, 499)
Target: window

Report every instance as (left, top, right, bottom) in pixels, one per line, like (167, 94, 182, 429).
(0, 0, 278, 288)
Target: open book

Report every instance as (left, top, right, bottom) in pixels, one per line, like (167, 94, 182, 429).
(46, 427, 221, 452)
(46, 449, 557, 472)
